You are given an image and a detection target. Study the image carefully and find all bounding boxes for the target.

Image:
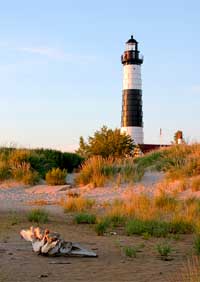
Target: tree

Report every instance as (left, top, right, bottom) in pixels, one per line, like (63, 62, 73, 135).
(76, 126, 134, 158)
(174, 130, 184, 144)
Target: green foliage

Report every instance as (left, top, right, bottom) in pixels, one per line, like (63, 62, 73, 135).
(123, 246, 137, 258)
(76, 126, 134, 158)
(0, 147, 83, 182)
(27, 209, 49, 223)
(95, 218, 111, 236)
(74, 213, 96, 224)
(156, 242, 172, 259)
(45, 168, 67, 185)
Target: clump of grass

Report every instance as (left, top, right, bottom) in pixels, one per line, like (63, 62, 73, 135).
(125, 218, 193, 237)
(106, 214, 127, 227)
(191, 176, 200, 192)
(95, 218, 111, 236)
(74, 213, 96, 224)
(62, 196, 95, 212)
(27, 209, 49, 223)
(156, 242, 172, 260)
(123, 246, 137, 258)
(45, 168, 67, 185)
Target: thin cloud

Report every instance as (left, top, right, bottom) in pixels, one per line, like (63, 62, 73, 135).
(17, 46, 95, 63)
(18, 47, 66, 59)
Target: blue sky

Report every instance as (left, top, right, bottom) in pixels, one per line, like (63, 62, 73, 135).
(0, 0, 199, 151)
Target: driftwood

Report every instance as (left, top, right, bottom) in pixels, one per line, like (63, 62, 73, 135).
(20, 227, 97, 257)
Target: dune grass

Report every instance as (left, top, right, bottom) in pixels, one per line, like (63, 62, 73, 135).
(27, 209, 49, 223)
(75, 155, 144, 187)
(74, 213, 96, 224)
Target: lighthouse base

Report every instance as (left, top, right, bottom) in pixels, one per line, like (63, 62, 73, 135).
(121, 126, 144, 144)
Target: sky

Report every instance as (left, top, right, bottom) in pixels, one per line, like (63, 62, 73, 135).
(0, 0, 200, 151)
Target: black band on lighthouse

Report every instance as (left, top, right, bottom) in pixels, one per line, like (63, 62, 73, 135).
(121, 89, 143, 127)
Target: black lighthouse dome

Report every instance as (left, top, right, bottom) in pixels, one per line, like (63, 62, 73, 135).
(121, 35, 143, 65)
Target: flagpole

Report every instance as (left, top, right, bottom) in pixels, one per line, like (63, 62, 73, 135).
(160, 128, 162, 148)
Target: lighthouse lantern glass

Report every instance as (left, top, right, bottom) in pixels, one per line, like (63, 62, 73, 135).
(126, 42, 136, 51)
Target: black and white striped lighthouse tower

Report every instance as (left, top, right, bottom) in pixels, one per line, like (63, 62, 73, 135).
(121, 35, 144, 144)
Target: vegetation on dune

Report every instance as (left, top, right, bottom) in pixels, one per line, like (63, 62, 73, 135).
(76, 126, 135, 158)
(0, 147, 83, 185)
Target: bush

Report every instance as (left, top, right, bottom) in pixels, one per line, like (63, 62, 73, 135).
(45, 168, 67, 185)
(27, 209, 49, 223)
(76, 126, 134, 158)
(74, 213, 96, 224)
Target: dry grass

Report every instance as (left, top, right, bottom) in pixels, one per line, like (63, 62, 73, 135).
(61, 196, 95, 212)
(191, 176, 200, 192)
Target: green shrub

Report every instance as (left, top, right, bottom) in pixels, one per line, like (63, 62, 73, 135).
(0, 161, 11, 181)
(95, 218, 111, 236)
(45, 168, 67, 185)
(74, 213, 96, 224)
(156, 242, 172, 260)
(123, 246, 137, 258)
(27, 209, 49, 223)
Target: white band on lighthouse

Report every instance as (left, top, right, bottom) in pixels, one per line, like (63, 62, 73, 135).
(121, 127, 143, 144)
(123, 65, 142, 90)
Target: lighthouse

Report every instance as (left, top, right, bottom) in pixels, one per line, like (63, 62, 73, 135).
(121, 35, 144, 144)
